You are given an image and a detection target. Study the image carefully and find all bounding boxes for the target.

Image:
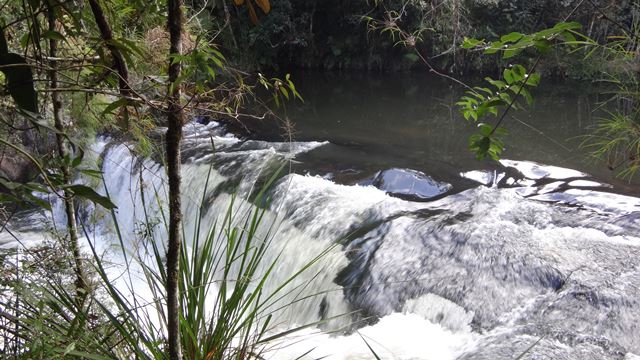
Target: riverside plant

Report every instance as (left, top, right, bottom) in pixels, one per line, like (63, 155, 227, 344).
(0, 164, 337, 359)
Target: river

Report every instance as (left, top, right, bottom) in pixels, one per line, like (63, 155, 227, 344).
(3, 72, 640, 359)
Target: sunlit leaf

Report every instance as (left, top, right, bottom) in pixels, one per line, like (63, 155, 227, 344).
(462, 37, 484, 49)
(254, 0, 270, 14)
(102, 98, 130, 115)
(42, 30, 66, 42)
(64, 185, 117, 209)
(500, 32, 524, 43)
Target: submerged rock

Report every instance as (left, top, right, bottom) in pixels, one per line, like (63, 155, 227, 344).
(372, 168, 452, 200)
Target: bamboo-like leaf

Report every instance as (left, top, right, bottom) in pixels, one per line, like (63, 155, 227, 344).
(64, 184, 117, 209)
(246, 0, 258, 25)
(254, 0, 270, 14)
(358, 331, 382, 360)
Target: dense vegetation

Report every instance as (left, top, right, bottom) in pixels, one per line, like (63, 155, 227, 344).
(216, 0, 635, 76)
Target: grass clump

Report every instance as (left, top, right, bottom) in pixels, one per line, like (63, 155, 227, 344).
(0, 166, 334, 359)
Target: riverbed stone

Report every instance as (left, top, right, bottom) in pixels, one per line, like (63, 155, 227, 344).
(371, 168, 452, 200)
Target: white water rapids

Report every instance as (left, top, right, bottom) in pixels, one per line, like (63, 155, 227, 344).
(3, 121, 640, 359)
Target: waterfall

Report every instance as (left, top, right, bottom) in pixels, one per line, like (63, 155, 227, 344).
(4, 120, 640, 359)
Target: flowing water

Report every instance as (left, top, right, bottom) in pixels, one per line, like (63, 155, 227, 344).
(3, 72, 640, 359)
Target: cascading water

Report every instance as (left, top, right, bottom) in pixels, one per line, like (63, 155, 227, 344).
(3, 118, 640, 360)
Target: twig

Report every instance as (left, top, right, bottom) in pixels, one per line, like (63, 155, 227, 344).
(490, 55, 542, 136)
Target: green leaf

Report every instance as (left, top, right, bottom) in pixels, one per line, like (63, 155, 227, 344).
(64, 185, 117, 209)
(494, 126, 508, 136)
(462, 37, 484, 49)
(80, 169, 104, 178)
(25, 194, 52, 211)
(484, 41, 502, 54)
(279, 86, 289, 100)
(119, 38, 146, 57)
(63, 350, 112, 360)
(502, 47, 521, 59)
(485, 98, 505, 108)
(476, 103, 487, 118)
(0, 53, 38, 113)
(552, 21, 582, 31)
(498, 92, 512, 103)
(478, 123, 493, 136)
(0, 193, 22, 206)
(500, 32, 524, 43)
(561, 30, 577, 44)
(470, 135, 491, 160)
(474, 87, 494, 96)
(102, 98, 130, 115)
(23, 182, 48, 193)
(71, 149, 84, 168)
(486, 78, 506, 89)
(0, 177, 20, 190)
(503, 69, 514, 85)
(511, 65, 526, 81)
(525, 73, 541, 87)
(520, 87, 533, 105)
(404, 52, 419, 63)
(19, 33, 31, 48)
(42, 30, 66, 42)
(534, 39, 552, 53)
(63, 342, 76, 355)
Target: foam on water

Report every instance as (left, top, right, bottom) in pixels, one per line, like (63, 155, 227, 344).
(269, 312, 478, 360)
(4, 122, 640, 359)
(499, 159, 588, 179)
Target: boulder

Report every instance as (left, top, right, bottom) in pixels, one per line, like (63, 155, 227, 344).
(372, 168, 452, 200)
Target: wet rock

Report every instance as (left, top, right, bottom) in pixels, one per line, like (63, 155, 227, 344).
(0, 152, 35, 184)
(371, 168, 452, 200)
(194, 115, 212, 125)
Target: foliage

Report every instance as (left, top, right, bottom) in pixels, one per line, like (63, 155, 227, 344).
(456, 21, 584, 160)
(456, 6, 640, 177)
(208, 0, 451, 70)
(588, 111, 640, 178)
(258, 72, 302, 107)
(0, 1, 317, 359)
(0, 0, 269, 209)
(0, 174, 331, 358)
(0, 30, 37, 113)
(579, 5, 640, 178)
(190, 0, 635, 74)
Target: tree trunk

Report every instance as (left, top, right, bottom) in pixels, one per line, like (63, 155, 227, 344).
(87, 0, 132, 128)
(166, 0, 184, 358)
(223, 0, 238, 49)
(47, 1, 88, 304)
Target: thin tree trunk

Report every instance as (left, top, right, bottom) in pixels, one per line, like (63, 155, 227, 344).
(166, 0, 184, 358)
(87, 0, 129, 92)
(86, 0, 132, 128)
(223, 0, 238, 49)
(47, 1, 88, 304)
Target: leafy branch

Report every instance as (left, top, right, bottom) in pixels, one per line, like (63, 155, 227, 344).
(456, 21, 589, 160)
